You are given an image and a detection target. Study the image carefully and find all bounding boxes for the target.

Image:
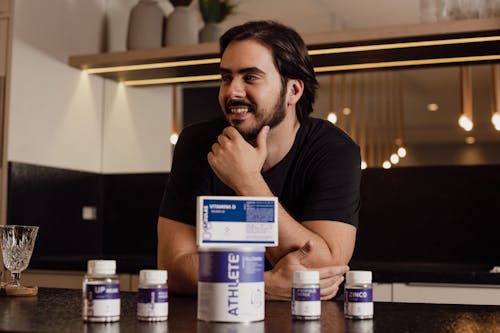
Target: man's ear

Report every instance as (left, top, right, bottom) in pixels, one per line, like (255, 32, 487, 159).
(287, 80, 304, 105)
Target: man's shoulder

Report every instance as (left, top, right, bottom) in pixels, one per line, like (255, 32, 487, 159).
(303, 117, 358, 147)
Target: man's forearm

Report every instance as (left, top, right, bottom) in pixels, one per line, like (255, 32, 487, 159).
(234, 175, 336, 267)
(269, 204, 336, 266)
(162, 252, 199, 294)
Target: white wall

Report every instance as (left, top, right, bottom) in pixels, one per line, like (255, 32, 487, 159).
(8, 0, 173, 174)
(102, 81, 172, 173)
(8, 0, 106, 173)
(102, 0, 173, 173)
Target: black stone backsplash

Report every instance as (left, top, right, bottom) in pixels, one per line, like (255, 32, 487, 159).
(6, 162, 500, 271)
(7, 162, 167, 260)
(102, 173, 167, 256)
(354, 165, 500, 266)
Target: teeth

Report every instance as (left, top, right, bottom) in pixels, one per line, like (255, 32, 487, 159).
(231, 107, 248, 114)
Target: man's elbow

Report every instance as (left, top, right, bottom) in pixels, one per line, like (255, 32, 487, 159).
(327, 244, 353, 266)
(315, 238, 354, 267)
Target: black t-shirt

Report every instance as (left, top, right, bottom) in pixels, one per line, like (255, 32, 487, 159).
(159, 116, 361, 228)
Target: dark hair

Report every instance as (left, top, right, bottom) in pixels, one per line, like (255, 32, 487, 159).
(220, 21, 318, 123)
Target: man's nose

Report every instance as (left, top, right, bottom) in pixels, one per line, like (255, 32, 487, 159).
(226, 78, 246, 99)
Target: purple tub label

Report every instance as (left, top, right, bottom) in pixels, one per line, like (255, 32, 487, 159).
(198, 249, 265, 322)
(199, 251, 264, 283)
(346, 288, 373, 302)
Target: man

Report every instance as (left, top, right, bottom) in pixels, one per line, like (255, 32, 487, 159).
(158, 21, 360, 300)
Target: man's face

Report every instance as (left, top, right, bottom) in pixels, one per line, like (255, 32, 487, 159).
(219, 39, 287, 142)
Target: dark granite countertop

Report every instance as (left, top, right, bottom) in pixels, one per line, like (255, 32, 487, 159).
(1, 288, 499, 333)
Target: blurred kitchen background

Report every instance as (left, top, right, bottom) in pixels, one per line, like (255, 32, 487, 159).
(0, 0, 498, 303)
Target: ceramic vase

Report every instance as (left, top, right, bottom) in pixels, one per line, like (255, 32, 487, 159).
(127, 0, 166, 50)
(199, 22, 222, 43)
(165, 6, 198, 46)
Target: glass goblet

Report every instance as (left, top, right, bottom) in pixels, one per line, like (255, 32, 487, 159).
(0, 225, 39, 288)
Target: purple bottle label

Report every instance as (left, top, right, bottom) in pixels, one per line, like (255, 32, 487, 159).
(346, 288, 373, 302)
(199, 251, 264, 283)
(138, 288, 168, 304)
(292, 287, 320, 301)
(86, 284, 120, 300)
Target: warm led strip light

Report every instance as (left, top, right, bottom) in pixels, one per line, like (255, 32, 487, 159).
(314, 54, 500, 73)
(124, 55, 500, 86)
(308, 35, 500, 56)
(85, 57, 220, 74)
(84, 35, 500, 75)
(124, 74, 221, 86)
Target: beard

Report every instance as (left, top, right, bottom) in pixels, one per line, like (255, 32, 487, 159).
(224, 86, 287, 142)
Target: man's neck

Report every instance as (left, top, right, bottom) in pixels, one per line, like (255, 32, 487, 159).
(262, 113, 301, 172)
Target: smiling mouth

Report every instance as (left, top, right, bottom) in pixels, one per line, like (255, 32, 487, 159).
(230, 106, 249, 114)
(226, 100, 255, 115)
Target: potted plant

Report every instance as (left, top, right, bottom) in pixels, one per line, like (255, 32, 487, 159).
(198, 0, 236, 42)
(170, 0, 192, 6)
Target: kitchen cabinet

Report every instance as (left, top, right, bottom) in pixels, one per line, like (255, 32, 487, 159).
(392, 282, 500, 306)
(67, 17, 500, 86)
(25, 270, 390, 298)
(0, 0, 11, 226)
(23, 269, 138, 292)
(22, 270, 500, 305)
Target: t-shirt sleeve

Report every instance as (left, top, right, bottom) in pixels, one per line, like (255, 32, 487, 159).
(301, 141, 361, 228)
(158, 124, 213, 226)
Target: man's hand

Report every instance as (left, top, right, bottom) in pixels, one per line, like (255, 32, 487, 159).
(265, 240, 349, 301)
(207, 126, 269, 193)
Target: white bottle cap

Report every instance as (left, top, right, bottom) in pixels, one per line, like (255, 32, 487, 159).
(293, 270, 319, 284)
(139, 269, 168, 284)
(346, 270, 372, 284)
(87, 260, 116, 275)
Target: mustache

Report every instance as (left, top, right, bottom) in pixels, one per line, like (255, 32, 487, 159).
(225, 99, 256, 112)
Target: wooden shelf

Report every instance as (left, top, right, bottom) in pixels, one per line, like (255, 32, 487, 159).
(68, 17, 500, 86)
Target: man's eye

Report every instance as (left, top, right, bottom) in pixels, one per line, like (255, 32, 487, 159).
(221, 75, 232, 83)
(244, 74, 258, 82)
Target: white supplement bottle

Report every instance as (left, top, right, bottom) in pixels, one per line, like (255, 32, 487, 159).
(344, 270, 373, 319)
(82, 260, 120, 322)
(137, 269, 168, 321)
(291, 270, 321, 320)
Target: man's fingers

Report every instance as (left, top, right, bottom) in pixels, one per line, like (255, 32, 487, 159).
(296, 240, 313, 262)
(211, 142, 220, 155)
(320, 284, 340, 300)
(255, 125, 270, 151)
(316, 266, 348, 300)
(223, 126, 243, 140)
(319, 274, 345, 300)
(319, 275, 344, 290)
(217, 133, 231, 146)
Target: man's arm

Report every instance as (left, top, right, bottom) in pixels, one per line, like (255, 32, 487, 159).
(208, 126, 356, 300)
(267, 205, 356, 267)
(157, 217, 198, 294)
(157, 214, 349, 300)
(265, 240, 350, 300)
(208, 130, 356, 268)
